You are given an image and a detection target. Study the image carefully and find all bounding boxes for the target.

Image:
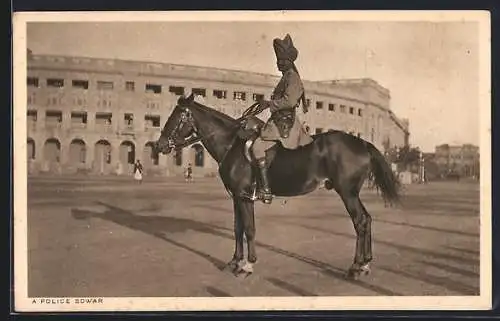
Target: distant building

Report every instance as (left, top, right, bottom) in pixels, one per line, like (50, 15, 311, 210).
(434, 144, 480, 178)
(25, 52, 410, 177)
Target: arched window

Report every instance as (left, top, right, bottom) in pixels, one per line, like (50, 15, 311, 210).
(70, 139, 86, 163)
(43, 138, 61, 163)
(144, 142, 159, 166)
(120, 141, 135, 165)
(95, 140, 112, 164)
(27, 138, 35, 160)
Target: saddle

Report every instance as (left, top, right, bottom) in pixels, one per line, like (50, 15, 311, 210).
(236, 115, 263, 140)
(236, 113, 319, 201)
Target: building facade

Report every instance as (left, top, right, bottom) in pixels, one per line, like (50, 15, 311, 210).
(434, 144, 480, 178)
(25, 53, 410, 177)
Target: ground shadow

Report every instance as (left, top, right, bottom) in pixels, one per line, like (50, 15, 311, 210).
(192, 202, 348, 221)
(136, 203, 164, 213)
(445, 245, 480, 255)
(71, 202, 229, 271)
(268, 219, 479, 266)
(416, 260, 479, 278)
(264, 277, 317, 296)
(193, 197, 479, 240)
(266, 211, 478, 238)
(204, 286, 232, 297)
(249, 238, 402, 296)
(379, 266, 479, 295)
(373, 218, 479, 238)
(396, 196, 479, 217)
(71, 201, 401, 296)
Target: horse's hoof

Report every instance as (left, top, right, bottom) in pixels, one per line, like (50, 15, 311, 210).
(345, 269, 361, 280)
(232, 261, 254, 278)
(241, 271, 253, 278)
(232, 268, 245, 277)
(346, 264, 370, 280)
(360, 263, 371, 275)
(222, 261, 239, 273)
(234, 269, 253, 279)
(361, 268, 371, 276)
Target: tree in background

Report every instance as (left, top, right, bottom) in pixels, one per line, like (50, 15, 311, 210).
(384, 145, 422, 173)
(422, 153, 440, 181)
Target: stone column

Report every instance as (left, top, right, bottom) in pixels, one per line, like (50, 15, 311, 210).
(136, 110, 145, 133)
(85, 141, 94, 171)
(38, 109, 46, 130)
(34, 135, 46, 173)
(111, 139, 121, 175)
(62, 110, 72, 131)
(59, 137, 69, 168)
(112, 110, 120, 133)
(158, 152, 169, 177)
(135, 138, 145, 164)
(87, 110, 96, 133)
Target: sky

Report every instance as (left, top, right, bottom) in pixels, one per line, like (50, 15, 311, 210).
(26, 19, 482, 152)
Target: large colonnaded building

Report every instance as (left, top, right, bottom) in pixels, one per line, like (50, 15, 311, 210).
(25, 52, 410, 177)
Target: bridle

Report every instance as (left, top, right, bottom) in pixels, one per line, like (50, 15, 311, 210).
(161, 107, 202, 152)
(161, 101, 263, 166)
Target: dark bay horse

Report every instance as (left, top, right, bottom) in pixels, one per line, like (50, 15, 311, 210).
(154, 94, 401, 279)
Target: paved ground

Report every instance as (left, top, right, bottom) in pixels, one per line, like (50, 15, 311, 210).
(26, 175, 480, 297)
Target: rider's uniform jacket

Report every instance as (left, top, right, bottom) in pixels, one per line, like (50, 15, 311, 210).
(270, 68, 304, 113)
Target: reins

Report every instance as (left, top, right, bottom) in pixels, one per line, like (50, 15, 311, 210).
(170, 102, 265, 165)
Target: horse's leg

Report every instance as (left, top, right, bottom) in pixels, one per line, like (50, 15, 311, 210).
(358, 199, 373, 266)
(223, 197, 245, 273)
(338, 190, 371, 280)
(235, 199, 257, 276)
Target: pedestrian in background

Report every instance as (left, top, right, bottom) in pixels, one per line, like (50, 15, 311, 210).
(185, 163, 193, 183)
(134, 159, 144, 184)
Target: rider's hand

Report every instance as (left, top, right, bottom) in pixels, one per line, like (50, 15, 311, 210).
(259, 100, 271, 110)
(268, 101, 279, 113)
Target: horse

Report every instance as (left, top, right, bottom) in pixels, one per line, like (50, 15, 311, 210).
(154, 93, 401, 280)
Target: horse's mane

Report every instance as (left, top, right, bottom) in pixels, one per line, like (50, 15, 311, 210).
(182, 98, 241, 127)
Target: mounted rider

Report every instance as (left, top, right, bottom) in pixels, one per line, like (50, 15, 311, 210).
(251, 34, 313, 204)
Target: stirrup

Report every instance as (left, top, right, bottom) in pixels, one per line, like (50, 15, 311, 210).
(260, 191, 273, 204)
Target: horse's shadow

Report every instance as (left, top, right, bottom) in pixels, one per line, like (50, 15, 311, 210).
(71, 201, 401, 296)
(71, 201, 231, 271)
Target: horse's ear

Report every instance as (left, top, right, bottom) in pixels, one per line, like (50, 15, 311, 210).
(178, 92, 194, 105)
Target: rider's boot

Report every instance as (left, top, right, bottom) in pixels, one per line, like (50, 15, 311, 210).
(256, 157, 273, 204)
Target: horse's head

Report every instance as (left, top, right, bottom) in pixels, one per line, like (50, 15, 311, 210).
(154, 93, 198, 155)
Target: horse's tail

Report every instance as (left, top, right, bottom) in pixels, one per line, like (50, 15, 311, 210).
(366, 143, 401, 206)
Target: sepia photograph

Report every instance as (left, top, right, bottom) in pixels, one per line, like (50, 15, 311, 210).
(12, 11, 491, 312)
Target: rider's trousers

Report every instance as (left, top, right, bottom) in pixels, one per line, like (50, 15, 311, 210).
(252, 137, 276, 159)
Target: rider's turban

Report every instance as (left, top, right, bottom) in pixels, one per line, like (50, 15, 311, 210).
(273, 34, 298, 62)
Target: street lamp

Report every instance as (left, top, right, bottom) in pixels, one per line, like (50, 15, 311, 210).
(419, 151, 425, 184)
